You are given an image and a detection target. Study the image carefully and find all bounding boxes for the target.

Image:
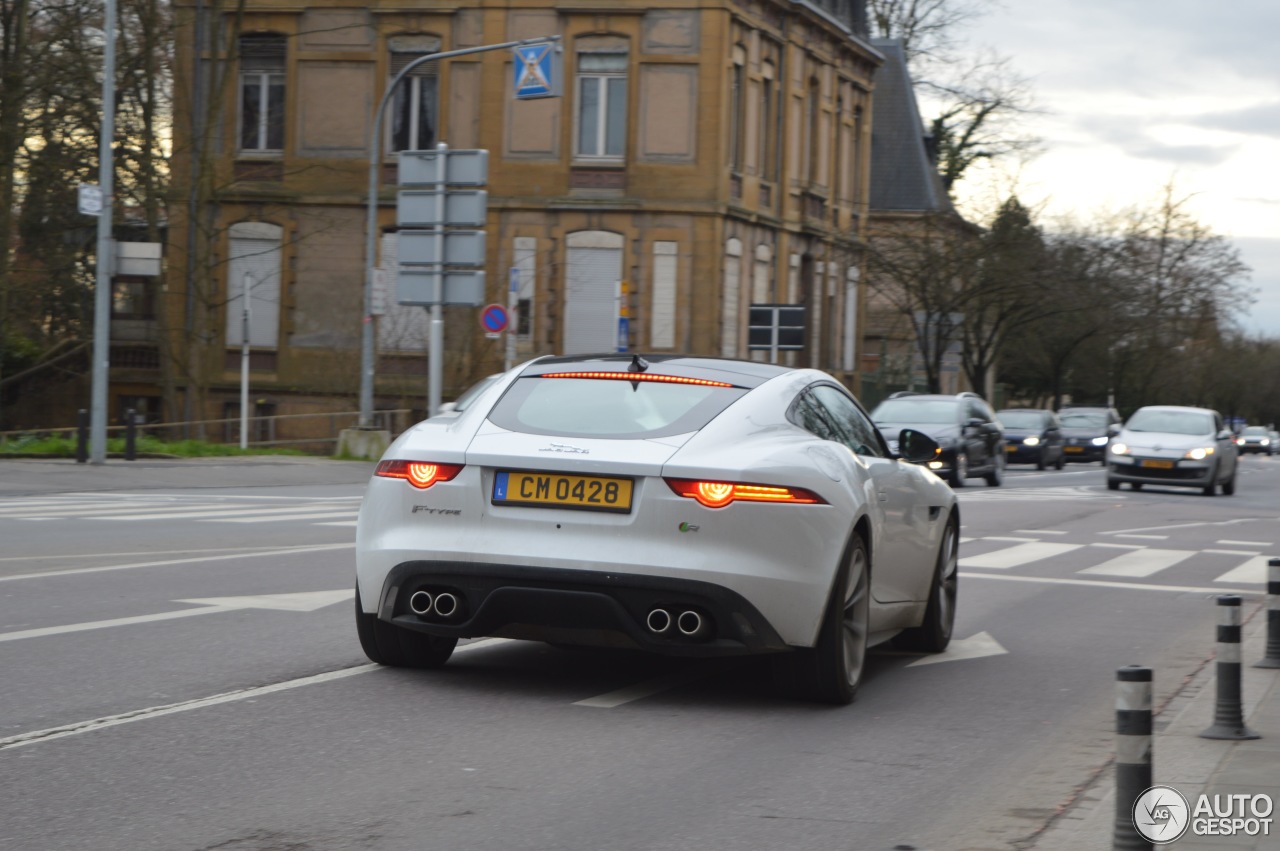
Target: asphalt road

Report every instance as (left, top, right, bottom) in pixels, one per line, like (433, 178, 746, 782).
(1, 455, 1277, 851)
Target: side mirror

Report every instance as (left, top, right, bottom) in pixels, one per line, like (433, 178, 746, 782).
(898, 428, 940, 465)
(1107, 424, 1121, 437)
(963, 417, 985, 432)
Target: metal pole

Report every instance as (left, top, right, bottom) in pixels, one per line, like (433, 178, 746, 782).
(359, 36, 560, 427)
(1113, 665, 1154, 850)
(89, 0, 118, 464)
(240, 272, 250, 449)
(1200, 595, 1260, 740)
(1257, 558, 1280, 668)
(428, 141, 447, 417)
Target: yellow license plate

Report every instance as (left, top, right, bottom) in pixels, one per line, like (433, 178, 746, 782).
(1141, 459, 1175, 469)
(1064, 446, 1084, 453)
(493, 471, 634, 512)
(1005, 445, 1017, 452)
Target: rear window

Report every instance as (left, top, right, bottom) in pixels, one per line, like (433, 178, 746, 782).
(487, 376, 747, 439)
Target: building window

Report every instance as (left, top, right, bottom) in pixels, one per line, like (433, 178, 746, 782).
(513, 236, 537, 341)
(728, 48, 745, 172)
(238, 35, 285, 153)
(807, 77, 821, 186)
(721, 238, 743, 358)
(388, 40, 439, 153)
(651, 242, 677, 349)
(760, 62, 776, 182)
(112, 279, 155, 319)
(576, 52, 628, 159)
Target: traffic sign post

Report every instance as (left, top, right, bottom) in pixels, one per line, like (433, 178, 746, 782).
(506, 267, 520, 371)
(481, 303, 509, 340)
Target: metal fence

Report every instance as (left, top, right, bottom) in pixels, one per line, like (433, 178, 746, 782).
(0, 409, 417, 452)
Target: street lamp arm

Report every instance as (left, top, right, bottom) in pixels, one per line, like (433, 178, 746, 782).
(358, 35, 561, 427)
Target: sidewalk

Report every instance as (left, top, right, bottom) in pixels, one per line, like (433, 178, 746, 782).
(1031, 604, 1280, 850)
(0, 455, 376, 497)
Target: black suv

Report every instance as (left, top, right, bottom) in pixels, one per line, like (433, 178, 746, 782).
(1056, 405, 1122, 465)
(869, 391, 1005, 487)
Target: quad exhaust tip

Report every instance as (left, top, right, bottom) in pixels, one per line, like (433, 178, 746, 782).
(646, 608, 672, 634)
(433, 592, 459, 618)
(677, 610, 704, 637)
(408, 590, 433, 616)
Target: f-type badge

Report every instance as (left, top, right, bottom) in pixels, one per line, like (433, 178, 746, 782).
(539, 443, 589, 454)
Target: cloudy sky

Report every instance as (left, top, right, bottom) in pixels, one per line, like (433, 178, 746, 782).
(936, 0, 1280, 336)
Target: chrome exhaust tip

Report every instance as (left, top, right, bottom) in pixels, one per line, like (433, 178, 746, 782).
(408, 590, 434, 616)
(646, 608, 672, 634)
(432, 592, 459, 618)
(677, 610, 704, 637)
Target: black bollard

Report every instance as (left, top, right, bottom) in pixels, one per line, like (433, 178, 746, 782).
(1200, 595, 1260, 740)
(75, 409, 89, 464)
(124, 408, 137, 461)
(1114, 665, 1154, 850)
(1256, 558, 1280, 669)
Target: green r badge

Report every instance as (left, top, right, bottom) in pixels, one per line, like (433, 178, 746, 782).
(679, 522, 700, 533)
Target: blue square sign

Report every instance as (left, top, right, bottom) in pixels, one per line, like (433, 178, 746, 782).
(514, 44, 560, 99)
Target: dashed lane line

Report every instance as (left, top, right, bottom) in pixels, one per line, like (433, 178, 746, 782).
(0, 543, 355, 583)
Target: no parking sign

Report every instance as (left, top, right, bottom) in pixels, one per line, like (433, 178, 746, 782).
(480, 303, 509, 339)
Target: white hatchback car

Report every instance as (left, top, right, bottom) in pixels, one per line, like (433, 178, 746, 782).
(355, 355, 959, 703)
(1107, 405, 1240, 495)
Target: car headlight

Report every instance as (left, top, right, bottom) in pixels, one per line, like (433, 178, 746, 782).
(1184, 447, 1215, 460)
(1262, 439, 1271, 446)
(1023, 436, 1040, 446)
(1091, 436, 1109, 446)
(1110, 443, 1129, 456)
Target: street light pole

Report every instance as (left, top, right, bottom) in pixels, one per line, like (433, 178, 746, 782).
(358, 35, 560, 428)
(89, 0, 118, 464)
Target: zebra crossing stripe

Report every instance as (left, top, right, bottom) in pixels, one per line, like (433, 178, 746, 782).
(1213, 555, 1270, 585)
(958, 542, 1082, 569)
(218, 511, 359, 524)
(1078, 548, 1194, 578)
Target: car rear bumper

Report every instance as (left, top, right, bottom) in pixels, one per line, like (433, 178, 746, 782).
(373, 561, 791, 657)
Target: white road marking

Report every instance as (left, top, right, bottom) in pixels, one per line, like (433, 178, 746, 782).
(1114, 533, 1168, 540)
(0, 545, 307, 563)
(1091, 543, 1145, 550)
(960, 571, 1257, 596)
(0, 590, 354, 643)
(0, 543, 355, 583)
(1101, 518, 1274, 536)
(216, 511, 358, 523)
(316, 520, 359, 527)
(1078, 548, 1194, 578)
(1216, 540, 1273, 547)
(982, 536, 1042, 543)
(959, 542, 1082, 569)
(110, 505, 354, 521)
(574, 669, 711, 708)
(1214, 556, 1271, 585)
(1017, 529, 1067, 535)
(1203, 549, 1260, 556)
(906, 631, 1007, 667)
(0, 637, 510, 752)
(0, 502, 160, 518)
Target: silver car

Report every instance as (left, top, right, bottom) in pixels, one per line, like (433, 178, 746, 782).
(355, 355, 959, 704)
(1106, 405, 1239, 495)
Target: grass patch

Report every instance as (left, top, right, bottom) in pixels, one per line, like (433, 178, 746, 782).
(0, 433, 307, 458)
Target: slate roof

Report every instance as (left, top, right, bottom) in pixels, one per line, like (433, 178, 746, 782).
(869, 39, 953, 214)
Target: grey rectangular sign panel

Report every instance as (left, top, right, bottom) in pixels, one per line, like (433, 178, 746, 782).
(397, 269, 486, 306)
(397, 190, 488, 227)
(398, 150, 489, 187)
(398, 230, 486, 267)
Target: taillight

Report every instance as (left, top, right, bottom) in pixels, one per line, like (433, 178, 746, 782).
(374, 460, 464, 489)
(665, 478, 825, 508)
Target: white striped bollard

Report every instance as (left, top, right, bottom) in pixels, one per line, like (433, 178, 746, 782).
(1200, 595, 1260, 740)
(1256, 558, 1280, 669)
(1114, 665, 1153, 851)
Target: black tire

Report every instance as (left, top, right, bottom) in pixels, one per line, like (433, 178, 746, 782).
(355, 585, 457, 669)
(791, 535, 870, 705)
(1035, 449, 1046, 471)
(985, 451, 1004, 487)
(1222, 471, 1236, 496)
(1131, 482, 1143, 491)
(949, 452, 968, 488)
(1106, 478, 1120, 491)
(1055, 453, 1065, 470)
(896, 514, 958, 653)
